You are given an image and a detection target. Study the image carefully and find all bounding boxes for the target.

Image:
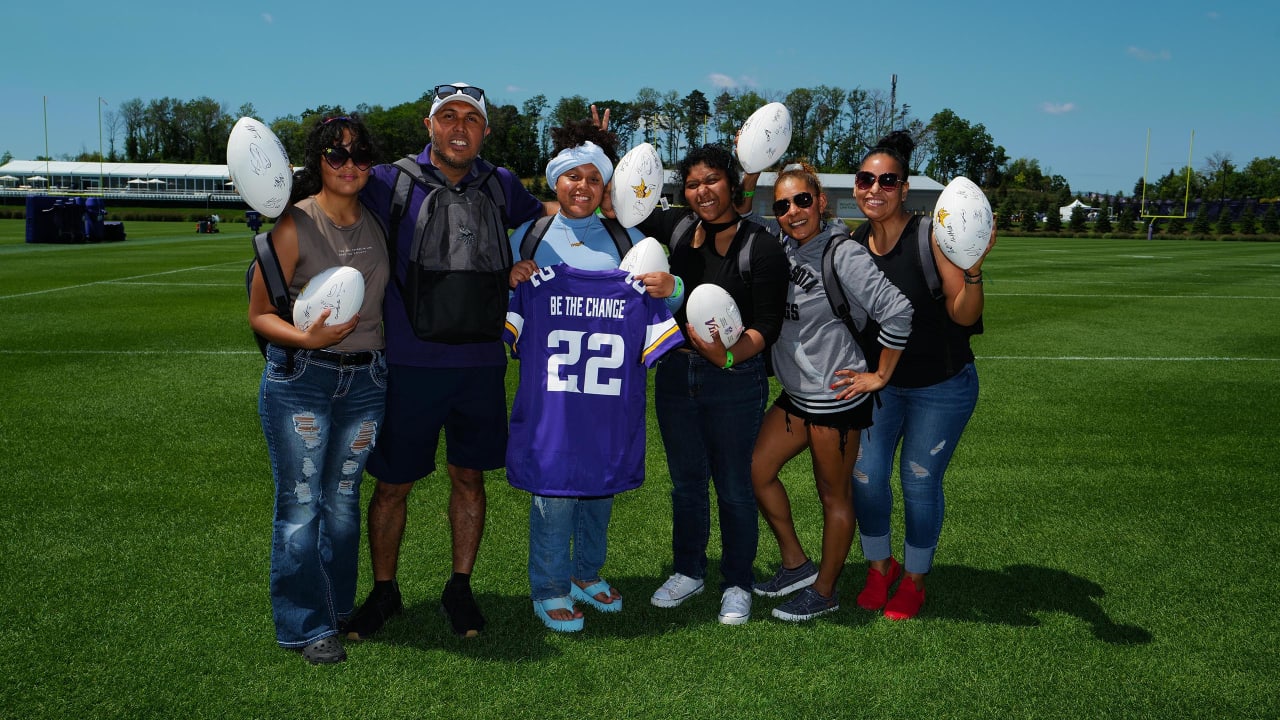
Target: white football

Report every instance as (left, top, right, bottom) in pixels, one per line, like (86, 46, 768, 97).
(293, 266, 365, 331)
(686, 283, 744, 349)
(932, 176, 993, 270)
(618, 237, 669, 275)
(610, 142, 663, 228)
(736, 102, 793, 173)
(227, 116, 293, 218)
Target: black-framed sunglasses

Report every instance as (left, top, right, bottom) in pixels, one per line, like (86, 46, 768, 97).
(772, 191, 814, 216)
(854, 171, 904, 190)
(322, 145, 374, 171)
(433, 84, 486, 102)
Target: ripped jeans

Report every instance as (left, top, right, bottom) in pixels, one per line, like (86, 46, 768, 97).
(852, 363, 978, 575)
(259, 345, 386, 647)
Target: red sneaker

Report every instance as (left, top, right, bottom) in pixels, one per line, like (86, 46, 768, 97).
(883, 575, 926, 620)
(855, 557, 903, 611)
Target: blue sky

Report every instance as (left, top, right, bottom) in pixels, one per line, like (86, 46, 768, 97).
(4, 1, 1276, 194)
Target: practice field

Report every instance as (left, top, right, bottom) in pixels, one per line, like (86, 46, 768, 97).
(1, 221, 1277, 719)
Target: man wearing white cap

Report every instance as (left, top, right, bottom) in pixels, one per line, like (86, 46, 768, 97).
(350, 83, 548, 639)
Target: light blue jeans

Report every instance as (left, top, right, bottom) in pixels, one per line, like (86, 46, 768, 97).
(853, 363, 978, 575)
(528, 495, 612, 601)
(259, 345, 387, 647)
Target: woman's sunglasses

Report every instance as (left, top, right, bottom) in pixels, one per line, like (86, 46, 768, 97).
(854, 171, 904, 190)
(322, 145, 374, 171)
(772, 191, 814, 216)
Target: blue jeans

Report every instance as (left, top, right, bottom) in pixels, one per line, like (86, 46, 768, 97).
(528, 495, 612, 601)
(853, 363, 978, 575)
(259, 345, 387, 647)
(655, 351, 768, 592)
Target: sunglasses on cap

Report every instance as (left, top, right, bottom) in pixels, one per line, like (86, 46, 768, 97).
(772, 191, 814, 216)
(854, 171, 904, 190)
(433, 84, 486, 102)
(322, 145, 374, 171)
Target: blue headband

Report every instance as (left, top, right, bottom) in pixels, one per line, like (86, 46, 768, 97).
(545, 141, 614, 189)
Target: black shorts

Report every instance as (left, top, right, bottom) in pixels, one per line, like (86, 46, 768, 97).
(365, 364, 508, 484)
(772, 391, 874, 435)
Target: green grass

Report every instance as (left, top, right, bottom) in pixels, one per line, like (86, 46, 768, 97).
(1, 221, 1278, 719)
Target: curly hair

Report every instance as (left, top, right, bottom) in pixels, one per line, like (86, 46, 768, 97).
(289, 114, 377, 203)
(677, 144, 744, 207)
(549, 119, 619, 164)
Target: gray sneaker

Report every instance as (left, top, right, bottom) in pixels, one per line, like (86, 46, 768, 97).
(753, 559, 819, 597)
(651, 573, 705, 608)
(771, 586, 839, 622)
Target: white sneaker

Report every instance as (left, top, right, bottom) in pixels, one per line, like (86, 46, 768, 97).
(719, 587, 751, 625)
(650, 573, 705, 608)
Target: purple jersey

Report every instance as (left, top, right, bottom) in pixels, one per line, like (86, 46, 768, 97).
(504, 265, 683, 496)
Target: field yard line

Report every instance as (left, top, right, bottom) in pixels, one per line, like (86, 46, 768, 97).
(987, 292, 1278, 300)
(978, 355, 1280, 361)
(0, 261, 244, 301)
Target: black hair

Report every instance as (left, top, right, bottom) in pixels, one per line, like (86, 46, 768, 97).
(289, 114, 377, 203)
(677, 144, 744, 207)
(861, 130, 915, 177)
(549, 119, 620, 164)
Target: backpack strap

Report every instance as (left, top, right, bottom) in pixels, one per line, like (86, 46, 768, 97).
(518, 214, 557, 261)
(821, 227, 861, 337)
(736, 224, 758, 285)
(669, 213, 757, 285)
(668, 213, 698, 254)
(251, 231, 290, 314)
(601, 216, 634, 259)
(916, 216, 943, 299)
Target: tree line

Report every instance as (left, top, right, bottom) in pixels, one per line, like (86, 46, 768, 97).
(22, 85, 1280, 212)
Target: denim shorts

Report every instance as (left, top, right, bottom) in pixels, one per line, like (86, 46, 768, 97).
(365, 363, 508, 484)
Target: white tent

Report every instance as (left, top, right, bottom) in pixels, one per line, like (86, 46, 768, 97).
(1059, 198, 1095, 222)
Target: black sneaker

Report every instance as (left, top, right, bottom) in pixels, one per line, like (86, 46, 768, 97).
(441, 577, 486, 637)
(771, 586, 840, 622)
(753, 559, 819, 597)
(342, 582, 403, 640)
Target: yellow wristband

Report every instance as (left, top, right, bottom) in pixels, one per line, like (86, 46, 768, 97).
(723, 350, 734, 369)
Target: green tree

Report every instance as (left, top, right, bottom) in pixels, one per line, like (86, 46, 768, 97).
(550, 95, 592, 130)
(925, 108, 1006, 186)
(996, 202, 1014, 232)
(1, 150, 11, 165)
(682, 90, 710, 153)
(1046, 209, 1063, 232)
(1191, 211, 1212, 236)
(1261, 203, 1279, 234)
(1238, 205, 1257, 235)
(1165, 217, 1185, 235)
(1239, 157, 1280, 199)
(1116, 205, 1137, 233)
(1095, 201, 1112, 234)
(1020, 207, 1039, 233)
(1215, 208, 1235, 235)
(1069, 205, 1088, 232)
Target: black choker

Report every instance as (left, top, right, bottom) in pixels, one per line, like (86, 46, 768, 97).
(701, 216, 740, 236)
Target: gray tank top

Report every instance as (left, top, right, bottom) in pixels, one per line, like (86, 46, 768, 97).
(287, 196, 389, 352)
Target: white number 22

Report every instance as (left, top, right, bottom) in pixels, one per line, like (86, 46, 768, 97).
(546, 330, 624, 396)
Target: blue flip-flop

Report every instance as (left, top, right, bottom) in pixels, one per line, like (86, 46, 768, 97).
(532, 597, 584, 632)
(571, 580, 623, 613)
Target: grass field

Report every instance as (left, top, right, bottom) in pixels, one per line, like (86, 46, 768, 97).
(1, 220, 1278, 719)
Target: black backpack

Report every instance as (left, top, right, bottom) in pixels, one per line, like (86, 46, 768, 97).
(385, 156, 512, 344)
(665, 213, 759, 283)
(518, 213, 633, 261)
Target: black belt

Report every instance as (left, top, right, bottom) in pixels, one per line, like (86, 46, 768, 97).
(306, 349, 378, 366)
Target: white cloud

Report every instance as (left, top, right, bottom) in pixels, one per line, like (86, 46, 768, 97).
(1041, 102, 1076, 115)
(505, 85, 524, 93)
(262, 13, 273, 23)
(1127, 46, 1172, 62)
(708, 73, 759, 89)
(1207, 11, 1220, 20)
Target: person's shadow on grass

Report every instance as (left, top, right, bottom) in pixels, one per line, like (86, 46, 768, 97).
(924, 564, 1152, 645)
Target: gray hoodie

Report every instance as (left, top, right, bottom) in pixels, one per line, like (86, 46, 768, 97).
(771, 226, 913, 413)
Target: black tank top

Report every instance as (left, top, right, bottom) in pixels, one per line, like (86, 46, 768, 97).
(856, 215, 974, 388)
